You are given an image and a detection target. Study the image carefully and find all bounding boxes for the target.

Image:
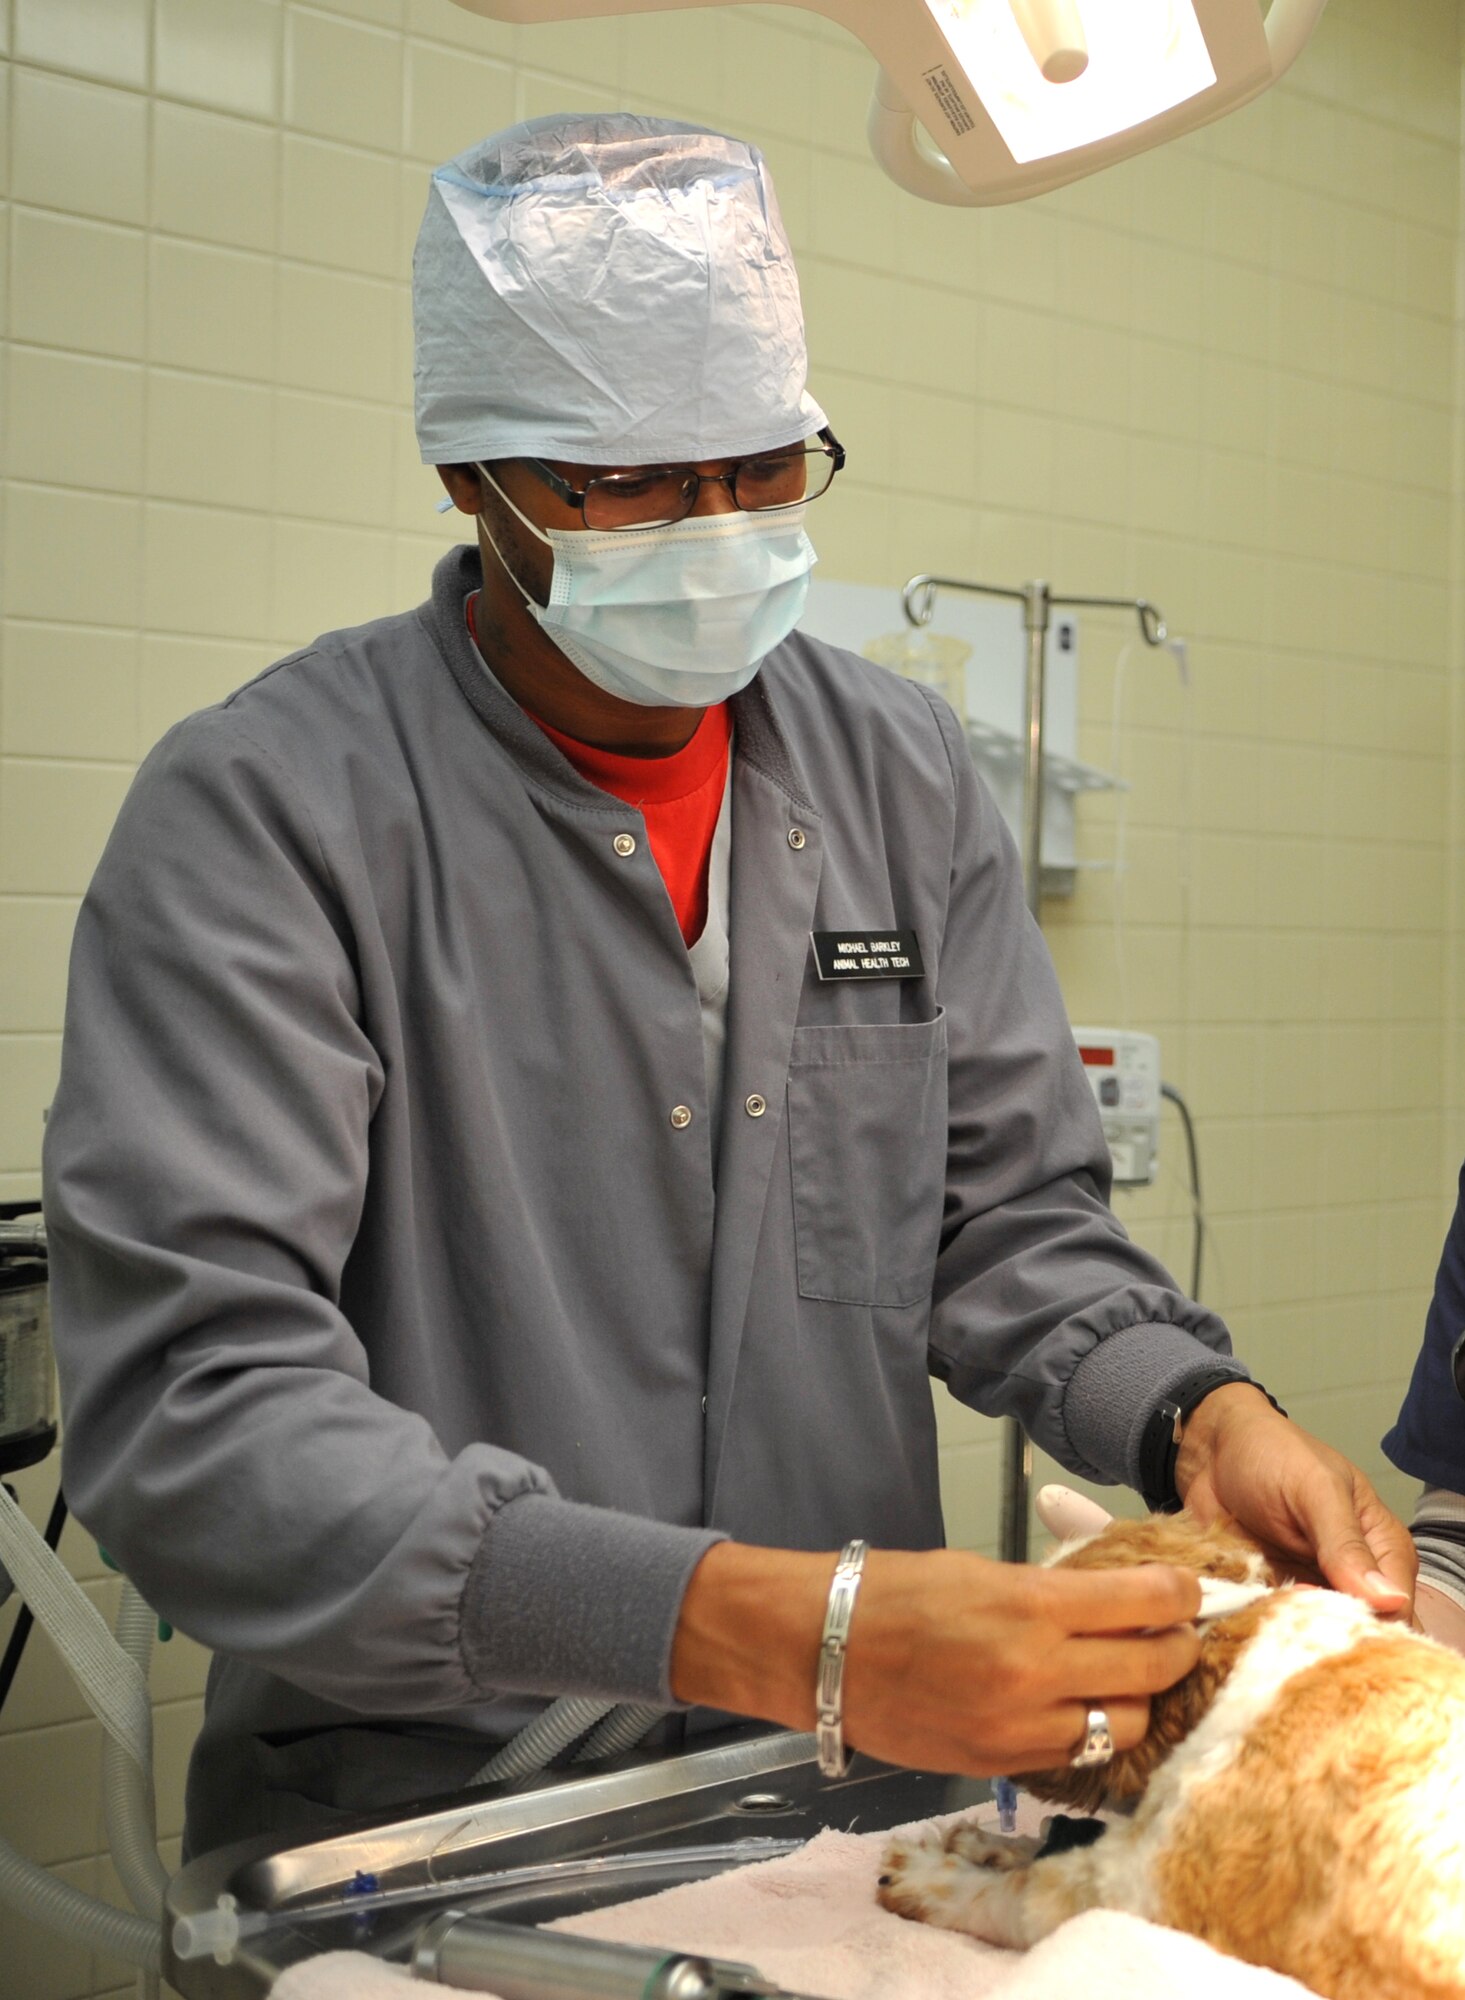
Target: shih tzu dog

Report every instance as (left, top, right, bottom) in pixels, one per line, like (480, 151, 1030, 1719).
(877, 1515, 1465, 2000)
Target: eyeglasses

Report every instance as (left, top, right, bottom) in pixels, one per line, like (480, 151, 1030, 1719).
(514, 428, 845, 532)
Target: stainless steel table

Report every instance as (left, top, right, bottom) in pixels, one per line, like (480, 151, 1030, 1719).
(166, 1726, 991, 1996)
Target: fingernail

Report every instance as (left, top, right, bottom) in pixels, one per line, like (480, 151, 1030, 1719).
(1365, 1570, 1409, 1600)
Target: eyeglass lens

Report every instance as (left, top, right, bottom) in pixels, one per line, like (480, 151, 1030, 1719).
(582, 446, 836, 530)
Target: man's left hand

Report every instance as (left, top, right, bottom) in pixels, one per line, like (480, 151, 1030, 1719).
(1175, 1382, 1417, 1617)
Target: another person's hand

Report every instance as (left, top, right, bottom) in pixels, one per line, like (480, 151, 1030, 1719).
(1034, 1484, 1113, 1542)
(1415, 1581, 1465, 1651)
(671, 1541, 1201, 1778)
(1175, 1383, 1416, 1616)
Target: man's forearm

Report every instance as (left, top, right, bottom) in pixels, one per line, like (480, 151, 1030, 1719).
(669, 1540, 830, 1726)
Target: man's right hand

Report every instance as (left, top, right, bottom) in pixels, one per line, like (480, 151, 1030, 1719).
(669, 1541, 1202, 1776)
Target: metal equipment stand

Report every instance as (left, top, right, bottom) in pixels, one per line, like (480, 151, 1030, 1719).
(901, 575, 1168, 1562)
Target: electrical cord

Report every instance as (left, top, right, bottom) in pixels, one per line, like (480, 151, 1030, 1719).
(1160, 1082, 1203, 1300)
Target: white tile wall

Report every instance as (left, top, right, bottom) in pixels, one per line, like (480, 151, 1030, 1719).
(1, 0, 1462, 1990)
(156, 0, 280, 122)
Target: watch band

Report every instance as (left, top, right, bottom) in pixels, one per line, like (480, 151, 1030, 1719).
(1138, 1373, 1287, 1514)
(815, 1539, 868, 1779)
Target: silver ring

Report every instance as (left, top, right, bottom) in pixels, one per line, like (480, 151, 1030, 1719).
(1069, 1706, 1114, 1769)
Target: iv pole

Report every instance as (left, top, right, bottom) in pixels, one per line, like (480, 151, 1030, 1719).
(901, 574, 1168, 1563)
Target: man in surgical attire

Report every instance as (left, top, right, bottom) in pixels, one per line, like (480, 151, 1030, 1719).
(44, 116, 1414, 1855)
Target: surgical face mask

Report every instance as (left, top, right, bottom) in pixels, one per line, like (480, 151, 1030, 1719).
(474, 465, 817, 709)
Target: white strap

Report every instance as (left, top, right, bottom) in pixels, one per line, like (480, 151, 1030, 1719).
(0, 1484, 152, 1771)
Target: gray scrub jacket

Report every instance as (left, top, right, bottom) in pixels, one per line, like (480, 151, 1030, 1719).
(43, 546, 1244, 1855)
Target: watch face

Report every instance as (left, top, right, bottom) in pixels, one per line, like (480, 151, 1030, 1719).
(1453, 1329, 1465, 1405)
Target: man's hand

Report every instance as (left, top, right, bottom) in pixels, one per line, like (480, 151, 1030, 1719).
(1175, 1383, 1416, 1615)
(670, 1541, 1201, 1778)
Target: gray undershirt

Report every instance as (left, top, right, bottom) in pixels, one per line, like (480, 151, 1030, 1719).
(1413, 1484, 1465, 1611)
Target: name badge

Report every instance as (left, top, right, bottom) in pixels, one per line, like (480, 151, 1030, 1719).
(810, 930, 925, 982)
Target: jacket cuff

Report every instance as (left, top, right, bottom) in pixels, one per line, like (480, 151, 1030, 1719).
(459, 1493, 726, 1706)
(1064, 1322, 1250, 1491)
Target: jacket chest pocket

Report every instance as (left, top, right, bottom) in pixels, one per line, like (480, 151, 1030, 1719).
(786, 1010, 948, 1308)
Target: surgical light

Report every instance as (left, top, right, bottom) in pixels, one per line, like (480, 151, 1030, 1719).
(1006, 0, 1089, 86)
(934, 0, 1217, 168)
(446, 0, 1327, 205)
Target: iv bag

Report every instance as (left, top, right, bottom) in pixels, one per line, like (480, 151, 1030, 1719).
(863, 629, 970, 725)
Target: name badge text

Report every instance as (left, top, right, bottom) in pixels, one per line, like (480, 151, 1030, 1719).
(810, 930, 925, 982)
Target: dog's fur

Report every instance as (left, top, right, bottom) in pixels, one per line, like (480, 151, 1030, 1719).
(877, 1516, 1465, 1999)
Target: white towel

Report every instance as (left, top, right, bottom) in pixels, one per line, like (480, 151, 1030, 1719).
(1001, 1908, 1312, 1998)
(270, 1949, 420, 1996)
(555, 1802, 1315, 2000)
(267, 1801, 1313, 2000)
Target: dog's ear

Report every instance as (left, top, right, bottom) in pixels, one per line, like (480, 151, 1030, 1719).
(1021, 1658, 1224, 1811)
(1051, 1512, 1272, 1584)
(1020, 1527, 1278, 1813)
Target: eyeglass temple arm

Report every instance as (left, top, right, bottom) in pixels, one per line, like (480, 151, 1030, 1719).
(515, 458, 585, 507)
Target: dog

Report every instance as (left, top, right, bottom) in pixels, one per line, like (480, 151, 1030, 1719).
(877, 1514, 1465, 2000)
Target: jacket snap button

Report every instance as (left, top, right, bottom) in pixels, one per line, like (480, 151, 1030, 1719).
(787, 828, 806, 850)
(669, 1104, 693, 1129)
(745, 1094, 767, 1118)
(613, 833, 637, 857)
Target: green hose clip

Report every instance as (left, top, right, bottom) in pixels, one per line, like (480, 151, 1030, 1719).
(97, 1546, 172, 1641)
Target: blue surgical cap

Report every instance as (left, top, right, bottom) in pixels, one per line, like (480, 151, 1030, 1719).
(412, 113, 827, 468)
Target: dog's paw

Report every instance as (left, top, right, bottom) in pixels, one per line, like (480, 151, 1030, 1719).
(878, 1825, 1038, 1945)
(876, 1829, 1017, 1931)
(944, 1823, 1034, 1870)
(877, 1832, 957, 1922)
